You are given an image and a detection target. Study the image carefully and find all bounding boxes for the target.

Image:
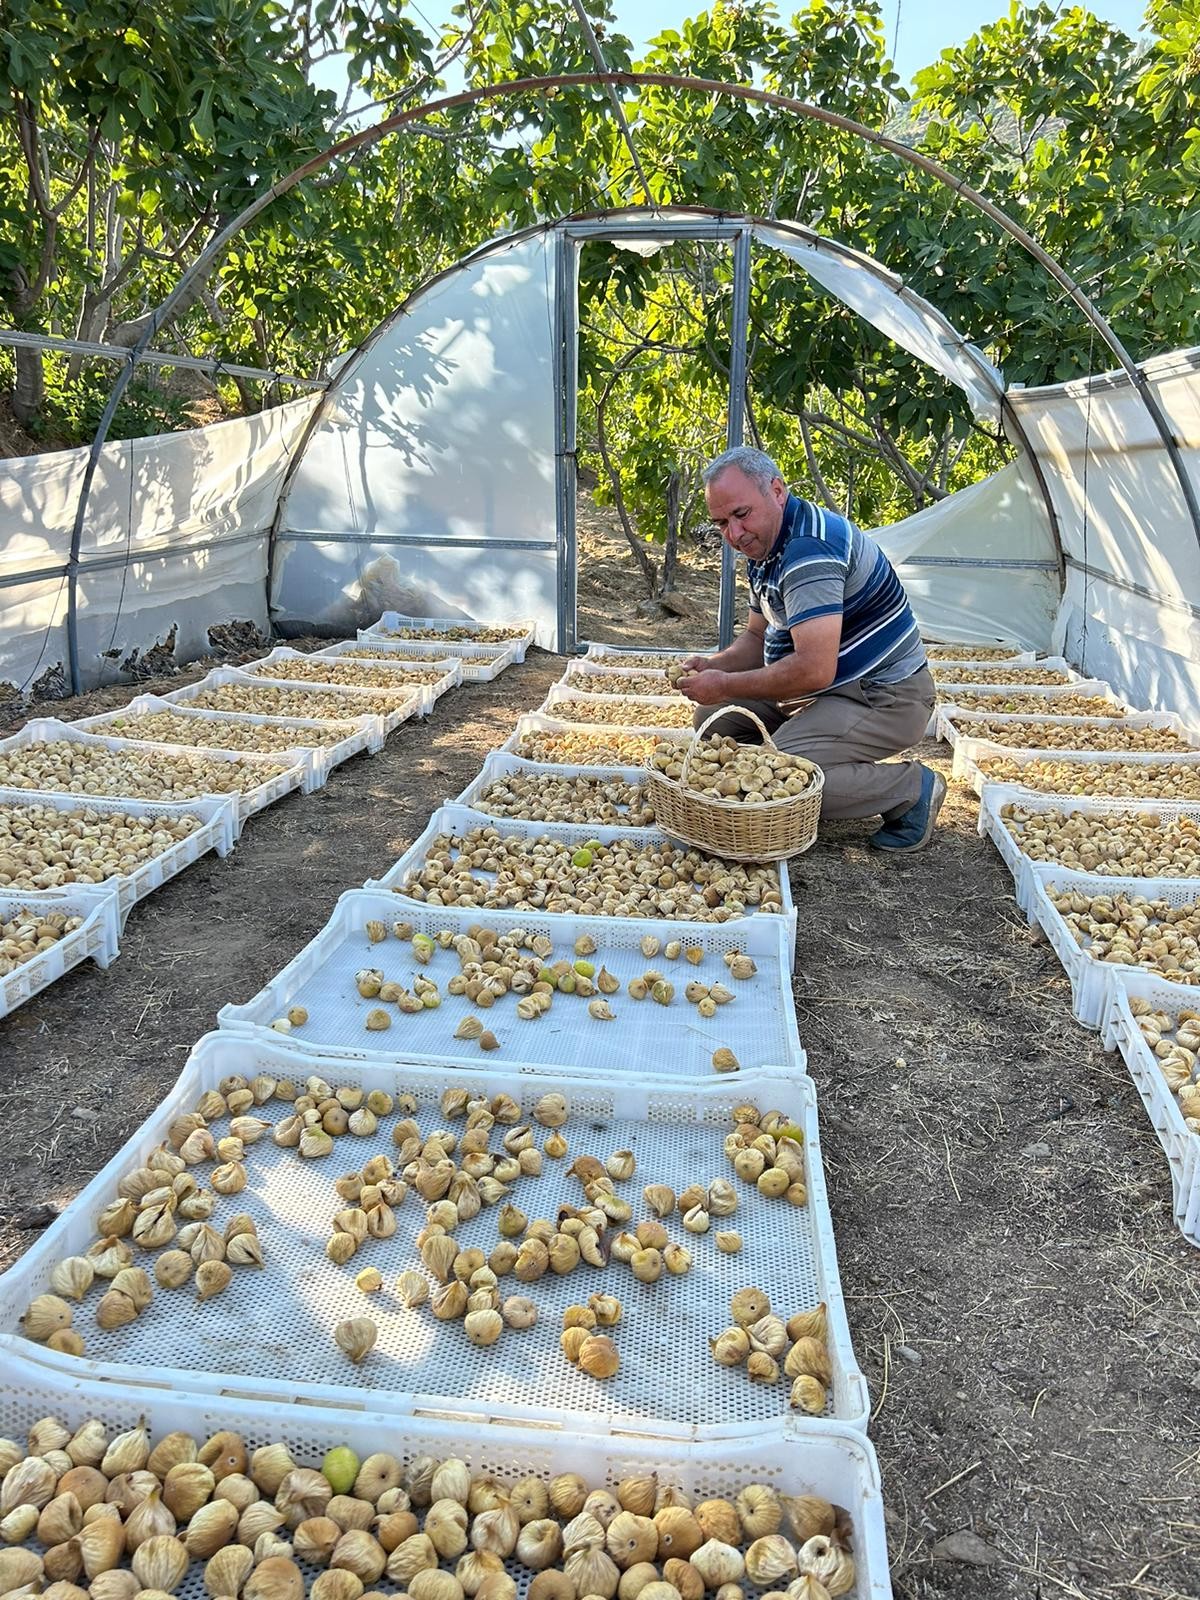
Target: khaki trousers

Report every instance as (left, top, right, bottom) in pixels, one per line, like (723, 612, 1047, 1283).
(693, 667, 936, 822)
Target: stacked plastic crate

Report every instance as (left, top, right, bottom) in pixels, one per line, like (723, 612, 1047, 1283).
(0, 623, 530, 1016)
(0, 630, 891, 1599)
(927, 639, 1200, 1246)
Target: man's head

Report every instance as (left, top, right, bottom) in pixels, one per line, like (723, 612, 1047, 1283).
(703, 446, 789, 562)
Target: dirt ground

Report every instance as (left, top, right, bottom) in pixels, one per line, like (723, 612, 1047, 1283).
(575, 496, 748, 648)
(0, 643, 1198, 1600)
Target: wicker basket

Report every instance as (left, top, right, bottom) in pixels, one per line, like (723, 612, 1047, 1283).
(644, 709, 824, 862)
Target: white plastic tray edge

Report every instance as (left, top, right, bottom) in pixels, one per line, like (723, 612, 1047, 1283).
(6, 717, 310, 831)
(76, 695, 378, 788)
(0, 1346, 891, 1598)
(1105, 974, 1200, 1245)
(0, 786, 237, 921)
(368, 803, 798, 964)
(0, 1040, 864, 1436)
(0, 883, 121, 1020)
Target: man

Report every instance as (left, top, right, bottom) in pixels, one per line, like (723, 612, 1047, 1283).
(677, 445, 944, 852)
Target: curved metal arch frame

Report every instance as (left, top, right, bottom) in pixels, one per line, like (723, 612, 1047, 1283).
(63, 69, 1200, 691)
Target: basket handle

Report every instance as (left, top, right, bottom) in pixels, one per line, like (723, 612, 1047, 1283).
(682, 706, 779, 790)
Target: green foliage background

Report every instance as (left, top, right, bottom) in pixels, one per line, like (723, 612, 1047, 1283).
(2, 0, 1197, 558)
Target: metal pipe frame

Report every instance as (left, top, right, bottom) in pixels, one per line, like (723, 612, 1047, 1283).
(278, 531, 555, 551)
(59, 70, 1196, 690)
(0, 328, 323, 389)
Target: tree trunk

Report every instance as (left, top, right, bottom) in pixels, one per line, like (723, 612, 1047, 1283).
(11, 344, 45, 425)
(659, 468, 681, 597)
(6, 267, 44, 424)
(595, 382, 658, 597)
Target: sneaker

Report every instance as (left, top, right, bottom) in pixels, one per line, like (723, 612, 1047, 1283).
(870, 766, 947, 853)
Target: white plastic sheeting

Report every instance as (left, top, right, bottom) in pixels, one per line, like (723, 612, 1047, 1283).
(0, 396, 318, 695)
(273, 233, 559, 644)
(1008, 347, 1200, 724)
(870, 457, 1059, 651)
(752, 224, 1004, 425)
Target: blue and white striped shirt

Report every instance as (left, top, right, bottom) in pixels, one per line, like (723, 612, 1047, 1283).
(746, 495, 926, 690)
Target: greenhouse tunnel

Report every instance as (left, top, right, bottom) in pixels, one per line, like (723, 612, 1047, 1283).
(2, 77, 1199, 722)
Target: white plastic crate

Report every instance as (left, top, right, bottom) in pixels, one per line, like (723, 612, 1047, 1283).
(363, 610, 537, 662)
(348, 633, 520, 680)
(931, 653, 1079, 683)
(1106, 972, 1200, 1247)
(1, 717, 309, 836)
(922, 648, 1037, 668)
(1, 1036, 865, 1435)
(951, 733, 1200, 797)
(456, 752, 653, 819)
(218, 889, 806, 1080)
(1029, 866, 1200, 1029)
(938, 707, 1200, 755)
(505, 711, 690, 758)
(241, 645, 459, 715)
(979, 784, 1200, 918)
(0, 787, 236, 924)
(922, 634, 1027, 656)
(163, 668, 398, 750)
(585, 643, 695, 662)
(565, 660, 678, 688)
(0, 884, 121, 1020)
(0, 1349, 891, 1599)
(80, 693, 378, 789)
(934, 680, 1125, 736)
(542, 685, 697, 730)
(369, 804, 798, 962)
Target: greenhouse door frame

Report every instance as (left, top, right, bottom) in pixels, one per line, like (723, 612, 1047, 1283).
(554, 216, 752, 654)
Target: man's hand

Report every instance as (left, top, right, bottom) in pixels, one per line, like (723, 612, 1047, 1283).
(678, 668, 731, 706)
(677, 653, 710, 674)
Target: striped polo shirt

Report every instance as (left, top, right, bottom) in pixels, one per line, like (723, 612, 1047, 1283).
(746, 495, 926, 689)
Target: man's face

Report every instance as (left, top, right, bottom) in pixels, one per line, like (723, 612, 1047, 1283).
(705, 467, 788, 562)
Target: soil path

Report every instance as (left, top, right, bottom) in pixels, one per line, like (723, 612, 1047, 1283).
(0, 649, 1196, 1599)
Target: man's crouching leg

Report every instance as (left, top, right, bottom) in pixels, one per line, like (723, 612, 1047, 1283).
(691, 697, 787, 743)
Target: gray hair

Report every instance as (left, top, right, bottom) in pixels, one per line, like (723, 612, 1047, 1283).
(702, 446, 784, 493)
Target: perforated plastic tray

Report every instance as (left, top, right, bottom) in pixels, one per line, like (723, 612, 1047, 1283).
(1105, 972, 1200, 1247)
(163, 669, 398, 749)
(80, 693, 377, 788)
(934, 681, 1124, 736)
(504, 711, 690, 758)
(585, 644, 695, 662)
(0, 1350, 891, 1598)
(368, 804, 798, 962)
(979, 784, 1200, 918)
(347, 634, 520, 680)
(938, 708, 1200, 754)
(218, 889, 806, 1080)
(566, 661, 677, 688)
(1029, 866, 1200, 1029)
(0, 884, 121, 1020)
(1, 717, 309, 836)
(362, 611, 536, 662)
(542, 685, 696, 729)
(930, 653, 1080, 684)
(0, 787, 236, 924)
(242, 646, 459, 716)
(951, 733, 1200, 797)
(2, 1036, 865, 1435)
(455, 752, 653, 820)
(922, 648, 1037, 667)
